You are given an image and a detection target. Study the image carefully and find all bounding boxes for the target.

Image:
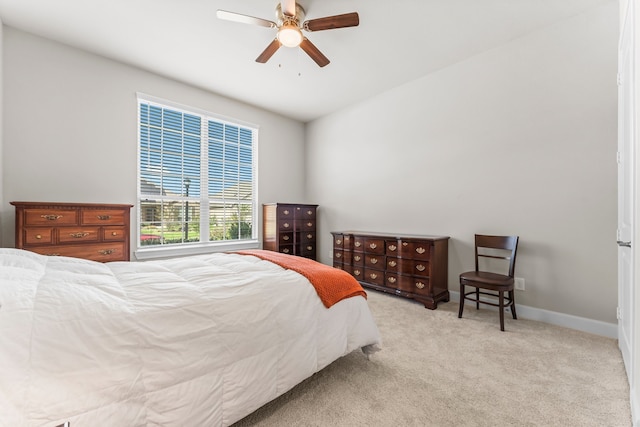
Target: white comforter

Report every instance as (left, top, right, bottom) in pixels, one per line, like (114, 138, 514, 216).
(0, 249, 381, 426)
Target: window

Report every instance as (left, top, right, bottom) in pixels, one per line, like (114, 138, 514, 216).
(137, 94, 258, 256)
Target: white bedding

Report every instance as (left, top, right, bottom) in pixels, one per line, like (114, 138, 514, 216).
(0, 248, 381, 426)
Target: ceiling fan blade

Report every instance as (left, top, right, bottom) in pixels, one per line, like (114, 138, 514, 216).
(216, 10, 276, 28)
(303, 12, 359, 32)
(281, 0, 297, 17)
(256, 39, 282, 63)
(299, 38, 330, 67)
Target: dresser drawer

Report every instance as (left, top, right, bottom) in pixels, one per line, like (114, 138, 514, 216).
(386, 240, 400, 256)
(279, 245, 294, 255)
(398, 240, 431, 260)
(24, 209, 78, 226)
(23, 228, 53, 245)
(397, 275, 431, 295)
(276, 205, 296, 219)
(279, 232, 294, 244)
(384, 272, 400, 289)
(103, 226, 127, 241)
(353, 236, 365, 252)
(28, 242, 127, 262)
(301, 232, 315, 243)
(363, 268, 384, 286)
(300, 244, 316, 258)
(386, 258, 430, 276)
(278, 221, 294, 231)
(58, 227, 100, 243)
(81, 209, 126, 225)
(365, 254, 384, 269)
(350, 266, 364, 281)
(298, 206, 316, 219)
(350, 252, 363, 266)
(301, 220, 315, 231)
(363, 238, 385, 254)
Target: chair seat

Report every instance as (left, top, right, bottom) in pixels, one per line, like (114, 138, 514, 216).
(460, 271, 514, 288)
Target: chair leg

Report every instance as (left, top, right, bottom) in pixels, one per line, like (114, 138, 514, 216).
(458, 283, 465, 318)
(475, 288, 480, 310)
(510, 290, 517, 319)
(499, 291, 505, 331)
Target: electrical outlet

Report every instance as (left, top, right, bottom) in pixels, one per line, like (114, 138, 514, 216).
(515, 277, 525, 291)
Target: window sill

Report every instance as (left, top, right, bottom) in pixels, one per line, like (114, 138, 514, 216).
(134, 240, 260, 261)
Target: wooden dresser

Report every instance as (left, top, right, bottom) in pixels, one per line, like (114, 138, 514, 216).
(263, 203, 318, 260)
(331, 231, 450, 309)
(11, 202, 133, 262)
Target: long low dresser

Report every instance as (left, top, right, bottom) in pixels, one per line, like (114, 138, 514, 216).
(11, 201, 133, 262)
(331, 231, 450, 309)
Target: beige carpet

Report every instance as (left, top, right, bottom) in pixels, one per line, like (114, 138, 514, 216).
(233, 290, 631, 426)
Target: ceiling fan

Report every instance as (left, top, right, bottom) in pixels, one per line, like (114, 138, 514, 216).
(216, 0, 359, 67)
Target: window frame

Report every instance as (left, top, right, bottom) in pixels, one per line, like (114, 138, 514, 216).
(135, 93, 259, 260)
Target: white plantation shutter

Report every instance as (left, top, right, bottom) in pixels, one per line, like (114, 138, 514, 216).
(137, 94, 257, 253)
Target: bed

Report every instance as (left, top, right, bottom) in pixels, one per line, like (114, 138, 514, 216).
(0, 248, 381, 426)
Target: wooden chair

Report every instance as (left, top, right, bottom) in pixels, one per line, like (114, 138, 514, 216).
(458, 234, 519, 331)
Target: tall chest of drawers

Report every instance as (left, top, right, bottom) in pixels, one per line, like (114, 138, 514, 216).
(263, 203, 318, 260)
(331, 231, 450, 309)
(11, 202, 133, 262)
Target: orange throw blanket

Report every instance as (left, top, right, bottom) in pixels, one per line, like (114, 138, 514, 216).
(234, 249, 367, 308)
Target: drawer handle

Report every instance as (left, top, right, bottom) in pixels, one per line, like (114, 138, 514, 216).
(388, 244, 397, 251)
(416, 264, 426, 272)
(99, 249, 115, 255)
(402, 242, 408, 246)
(307, 222, 313, 227)
(354, 255, 361, 261)
(70, 232, 90, 238)
(283, 223, 290, 228)
(41, 214, 62, 221)
(388, 260, 397, 267)
(283, 235, 290, 241)
(283, 248, 290, 253)
(415, 282, 425, 289)
(369, 273, 378, 279)
(336, 239, 342, 245)
(97, 215, 111, 220)
(35, 234, 43, 239)
(353, 269, 361, 276)
(307, 210, 313, 215)
(355, 242, 361, 247)
(416, 247, 426, 254)
(307, 246, 313, 250)
(336, 252, 342, 258)
(369, 243, 377, 249)
(388, 277, 397, 284)
(283, 210, 290, 215)
(307, 234, 313, 239)
(111, 231, 118, 236)
(370, 258, 378, 264)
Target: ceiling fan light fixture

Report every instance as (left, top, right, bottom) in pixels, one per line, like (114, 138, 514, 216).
(277, 22, 303, 47)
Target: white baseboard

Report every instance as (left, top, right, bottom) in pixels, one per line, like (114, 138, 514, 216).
(632, 386, 640, 426)
(449, 290, 618, 339)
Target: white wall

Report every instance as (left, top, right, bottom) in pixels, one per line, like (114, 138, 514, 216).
(306, 3, 618, 323)
(1, 27, 306, 254)
(0, 20, 4, 245)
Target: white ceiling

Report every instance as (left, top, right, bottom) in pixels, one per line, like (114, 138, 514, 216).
(0, 0, 612, 122)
